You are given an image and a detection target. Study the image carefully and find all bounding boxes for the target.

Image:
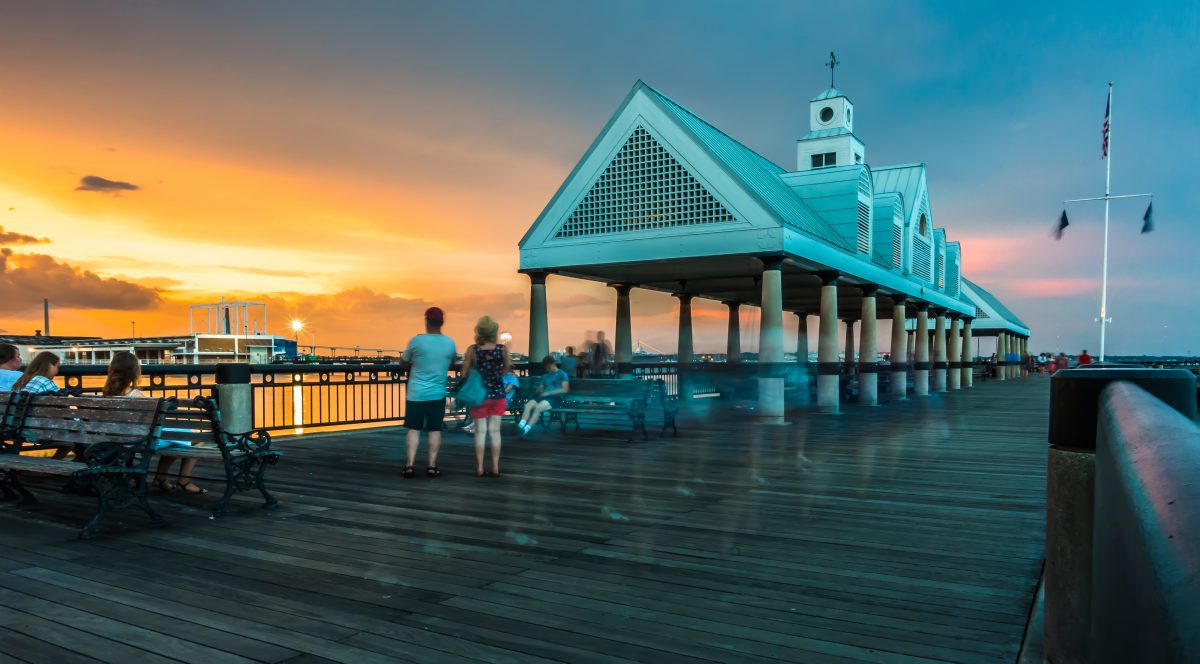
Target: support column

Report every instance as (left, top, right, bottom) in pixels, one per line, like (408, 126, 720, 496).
(913, 303, 930, 396)
(997, 333, 1007, 382)
(961, 318, 974, 388)
(858, 286, 878, 406)
(674, 292, 694, 401)
(724, 301, 741, 363)
(843, 319, 856, 375)
(795, 311, 811, 404)
(611, 283, 634, 378)
(932, 309, 948, 392)
(889, 295, 908, 400)
(1021, 337, 1028, 377)
(526, 271, 550, 375)
(947, 314, 961, 390)
(817, 271, 840, 414)
(758, 256, 786, 424)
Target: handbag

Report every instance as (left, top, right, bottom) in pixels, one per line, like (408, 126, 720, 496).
(455, 370, 486, 410)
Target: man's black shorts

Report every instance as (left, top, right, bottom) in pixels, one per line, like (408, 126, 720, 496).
(404, 399, 446, 432)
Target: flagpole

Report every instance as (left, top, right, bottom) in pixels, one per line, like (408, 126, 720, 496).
(1099, 81, 1113, 362)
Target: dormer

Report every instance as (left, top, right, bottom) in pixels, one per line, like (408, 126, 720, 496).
(797, 87, 865, 171)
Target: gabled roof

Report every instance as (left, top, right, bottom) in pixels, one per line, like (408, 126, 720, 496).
(642, 82, 849, 250)
(964, 278, 1029, 329)
(872, 163, 927, 223)
(811, 87, 847, 102)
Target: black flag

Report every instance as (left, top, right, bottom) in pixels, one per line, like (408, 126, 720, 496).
(1053, 210, 1069, 240)
(1141, 201, 1154, 234)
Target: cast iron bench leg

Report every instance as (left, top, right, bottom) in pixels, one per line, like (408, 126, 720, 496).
(3, 469, 37, 505)
(256, 456, 279, 509)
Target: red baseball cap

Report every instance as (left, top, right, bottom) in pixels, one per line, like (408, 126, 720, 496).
(424, 307, 444, 326)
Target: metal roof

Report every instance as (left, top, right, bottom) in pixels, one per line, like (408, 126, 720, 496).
(871, 163, 926, 222)
(642, 82, 850, 250)
(963, 278, 1030, 331)
(801, 127, 853, 140)
(811, 87, 847, 102)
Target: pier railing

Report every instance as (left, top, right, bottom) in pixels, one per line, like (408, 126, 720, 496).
(59, 363, 408, 432)
(1045, 368, 1200, 663)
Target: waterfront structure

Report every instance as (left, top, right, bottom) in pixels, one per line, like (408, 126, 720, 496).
(4, 333, 288, 364)
(518, 79, 1029, 417)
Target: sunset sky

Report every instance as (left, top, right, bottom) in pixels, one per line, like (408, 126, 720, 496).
(2, 1, 1197, 355)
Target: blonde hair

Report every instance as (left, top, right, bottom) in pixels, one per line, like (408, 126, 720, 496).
(13, 351, 59, 391)
(474, 316, 500, 345)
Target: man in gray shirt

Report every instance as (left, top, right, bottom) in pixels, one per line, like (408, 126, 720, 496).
(400, 307, 457, 478)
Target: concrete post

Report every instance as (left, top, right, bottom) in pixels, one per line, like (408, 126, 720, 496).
(889, 295, 908, 400)
(795, 311, 810, 404)
(996, 333, 1007, 382)
(1044, 368, 1199, 664)
(674, 292, 694, 402)
(758, 256, 786, 424)
(913, 303, 929, 397)
(858, 286, 878, 406)
(843, 320, 856, 375)
(817, 272, 840, 414)
(527, 271, 550, 375)
(932, 310, 948, 392)
(962, 318, 974, 388)
(724, 301, 741, 363)
(611, 283, 634, 378)
(215, 363, 253, 433)
(947, 315, 961, 390)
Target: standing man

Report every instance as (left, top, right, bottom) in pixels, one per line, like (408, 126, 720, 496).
(0, 343, 22, 391)
(401, 307, 457, 478)
(1078, 349, 1093, 366)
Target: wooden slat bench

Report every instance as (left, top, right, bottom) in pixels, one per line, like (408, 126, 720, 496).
(543, 378, 678, 441)
(157, 396, 282, 518)
(0, 391, 173, 539)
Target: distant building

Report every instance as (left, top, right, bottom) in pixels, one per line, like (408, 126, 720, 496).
(1, 333, 290, 364)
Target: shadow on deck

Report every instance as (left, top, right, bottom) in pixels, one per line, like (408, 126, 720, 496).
(0, 378, 1050, 663)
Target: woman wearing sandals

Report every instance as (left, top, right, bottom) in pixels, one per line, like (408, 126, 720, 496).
(102, 351, 208, 495)
(460, 316, 510, 477)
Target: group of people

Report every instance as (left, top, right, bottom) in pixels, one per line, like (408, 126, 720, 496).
(560, 331, 613, 378)
(399, 307, 570, 480)
(0, 343, 208, 493)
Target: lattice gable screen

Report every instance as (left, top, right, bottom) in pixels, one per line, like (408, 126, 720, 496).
(553, 125, 739, 239)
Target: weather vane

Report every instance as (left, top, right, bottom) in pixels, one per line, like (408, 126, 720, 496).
(826, 51, 839, 87)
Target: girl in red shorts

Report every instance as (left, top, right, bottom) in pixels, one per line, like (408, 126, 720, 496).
(461, 316, 511, 477)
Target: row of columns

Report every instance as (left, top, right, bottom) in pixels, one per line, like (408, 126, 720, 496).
(526, 263, 988, 421)
(994, 331, 1030, 380)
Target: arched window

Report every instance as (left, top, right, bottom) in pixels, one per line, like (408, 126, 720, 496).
(918, 213, 928, 236)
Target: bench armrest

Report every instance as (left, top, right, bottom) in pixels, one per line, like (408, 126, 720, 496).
(220, 428, 274, 457)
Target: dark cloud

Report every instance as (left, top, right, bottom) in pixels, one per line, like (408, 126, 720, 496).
(0, 249, 160, 310)
(76, 175, 140, 193)
(0, 226, 49, 245)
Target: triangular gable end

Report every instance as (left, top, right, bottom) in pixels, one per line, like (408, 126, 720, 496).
(550, 124, 742, 240)
(520, 84, 784, 261)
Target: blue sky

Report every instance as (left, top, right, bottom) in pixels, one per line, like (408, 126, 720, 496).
(2, 1, 1196, 354)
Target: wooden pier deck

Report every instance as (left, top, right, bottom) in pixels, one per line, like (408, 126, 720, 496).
(0, 378, 1049, 663)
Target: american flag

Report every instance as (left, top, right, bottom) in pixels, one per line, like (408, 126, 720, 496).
(1102, 90, 1110, 159)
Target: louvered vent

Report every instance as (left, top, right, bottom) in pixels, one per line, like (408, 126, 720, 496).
(913, 235, 932, 281)
(946, 258, 959, 297)
(935, 252, 945, 289)
(858, 170, 872, 197)
(891, 224, 902, 268)
(856, 202, 871, 253)
(555, 126, 737, 239)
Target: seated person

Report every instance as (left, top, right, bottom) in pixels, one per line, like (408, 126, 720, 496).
(518, 355, 569, 436)
(13, 351, 61, 394)
(503, 370, 520, 408)
(0, 343, 22, 392)
(102, 351, 208, 494)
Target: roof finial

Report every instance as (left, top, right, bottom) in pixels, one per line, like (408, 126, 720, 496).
(826, 51, 839, 88)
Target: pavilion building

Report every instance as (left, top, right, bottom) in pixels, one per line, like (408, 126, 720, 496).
(518, 79, 1029, 420)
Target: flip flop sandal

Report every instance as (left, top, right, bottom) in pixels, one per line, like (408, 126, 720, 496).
(426, 466, 442, 478)
(401, 466, 416, 479)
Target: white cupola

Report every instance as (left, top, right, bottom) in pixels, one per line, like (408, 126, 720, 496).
(797, 87, 866, 171)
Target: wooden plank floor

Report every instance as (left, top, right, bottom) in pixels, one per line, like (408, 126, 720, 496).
(0, 377, 1049, 663)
